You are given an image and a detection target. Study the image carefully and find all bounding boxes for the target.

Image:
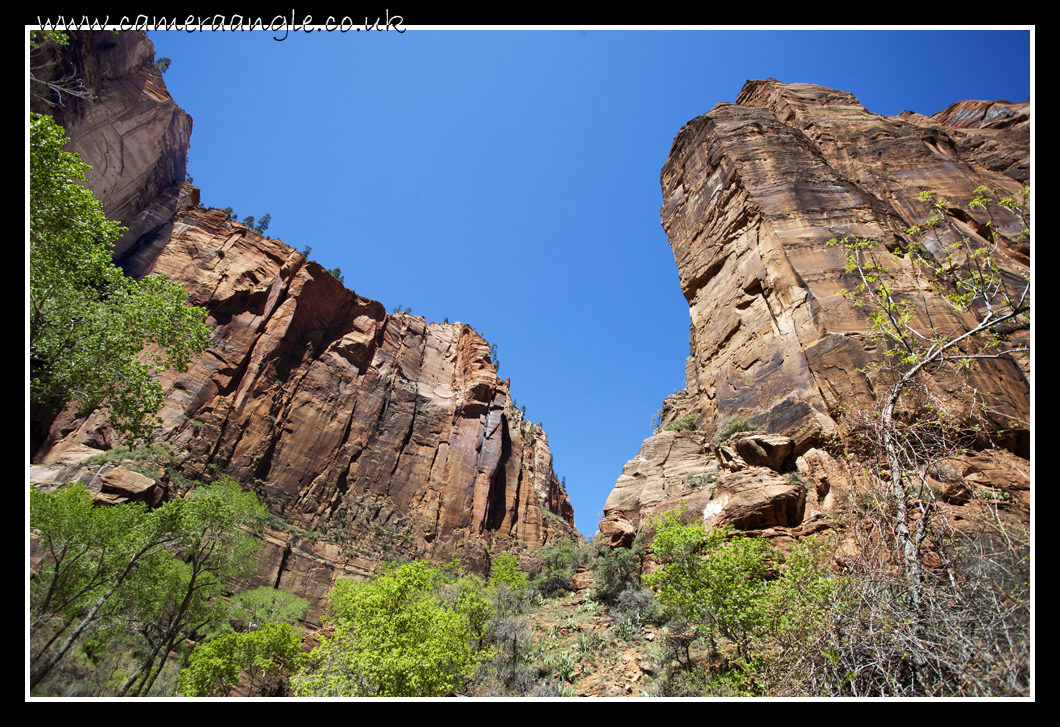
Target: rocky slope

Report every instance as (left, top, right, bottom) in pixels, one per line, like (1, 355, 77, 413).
(600, 79, 1030, 541)
(30, 31, 578, 619)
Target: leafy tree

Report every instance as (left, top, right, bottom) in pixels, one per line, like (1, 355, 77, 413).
(114, 477, 266, 697)
(489, 341, 500, 373)
(29, 477, 267, 695)
(291, 561, 487, 697)
(231, 587, 309, 628)
(177, 586, 307, 697)
(178, 621, 306, 697)
(528, 542, 591, 597)
(30, 483, 175, 689)
(30, 113, 211, 446)
(155, 57, 171, 73)
(29, 29, 69, 48)
(643, 508, 773, 661)
(591, 537, 644, 604)
(327, 267, 345, 284)
(828, 186, 1030, 607)
(489, 553, 527, 596)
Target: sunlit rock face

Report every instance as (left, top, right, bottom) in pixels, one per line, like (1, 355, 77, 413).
(37, 201, 579, 618)
(660, 79, 1028, 452)
(31, 30, 193, 266)
(600, 80, 1030, 544)
(33, 31, 579, 620)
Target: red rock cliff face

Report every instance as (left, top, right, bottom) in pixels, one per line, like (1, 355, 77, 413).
(600, 79, 1030, 540)
(40, 202, 577, 617)
(660, 79, 1029, 451)
(31, 31, 578, 618)
(30, 30, 192, 270)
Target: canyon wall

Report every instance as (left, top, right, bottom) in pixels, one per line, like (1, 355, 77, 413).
(602, 79, 1030, 537)
(30, 31, 578, 618)
(30, 29, 192, 268)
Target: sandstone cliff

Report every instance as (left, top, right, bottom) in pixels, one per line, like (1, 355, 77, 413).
(30, 31, 578, 619)
(30, 30, 192, 270)
(601, 79, 1030, 540)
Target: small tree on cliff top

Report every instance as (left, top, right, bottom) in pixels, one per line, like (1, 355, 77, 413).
(827, 185, 1029, 606)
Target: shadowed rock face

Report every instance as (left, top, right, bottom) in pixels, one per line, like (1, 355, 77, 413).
(30, 30, 192, 267)
(37, 203, 579, 616)
(661, 79, 1029, 452)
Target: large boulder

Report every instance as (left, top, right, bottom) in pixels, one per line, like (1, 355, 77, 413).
(704, 467, 806, 530)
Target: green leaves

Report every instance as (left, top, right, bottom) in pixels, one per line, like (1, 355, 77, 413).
(30, 113, 211, 444)
(489, 553, 528, 595)
(231, 587, 309, 627)
(178, 622, 306, 697)
(30, 477, 267, 693)
(643, 507, 840, 683)
(292, 561, 490, 697)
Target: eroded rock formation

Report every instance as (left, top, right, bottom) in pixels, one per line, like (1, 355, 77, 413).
(30, 30, 192, 267)
(601, 79, 1030, 543)
(664, 79, 1029, 450)
(31, 31, 578, 619)
(37, 192, 577, 624)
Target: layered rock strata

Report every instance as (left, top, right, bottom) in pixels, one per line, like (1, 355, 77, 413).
(601, 79, 1030, 542)
(662, 79, 1029, 451)
(30, 30, 192, 267)
(31, 31, 578, 619)
(36, 202, 578, 617)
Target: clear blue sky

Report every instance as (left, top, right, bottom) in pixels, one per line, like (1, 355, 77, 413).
(149, 27, 1032, 539)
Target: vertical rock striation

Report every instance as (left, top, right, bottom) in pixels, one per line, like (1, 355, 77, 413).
(31, 31, 578, 617)
(602, 79, 1030, 538)
(30, 30, 193, 270)
(662, 78, 1029, 451)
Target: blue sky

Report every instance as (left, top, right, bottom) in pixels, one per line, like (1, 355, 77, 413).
(148, 27, 1032, 539)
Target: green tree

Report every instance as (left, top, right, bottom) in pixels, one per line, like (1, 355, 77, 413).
(155, 57, 171, 73)
(231, 587, 309, 628)
(828, 186, 1030, 607)
(177, 586, 307, 697)
(30, 113, 211, 446)
(115, 477, 266, 697)
(489, 553, 527, 596)
(643, 508, 773, 662)
(489, 341, 500, 373)
(528, 542, 591, 597)
(30, 483, 178, 689)
(591, 537, 644, 604)
(291, 561, 487, 697)
(29, 477, 267, 695)
(178, 621, 306, 697)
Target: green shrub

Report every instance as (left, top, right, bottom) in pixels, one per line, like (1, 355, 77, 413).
(653, 411, 699, 435)
(614, 588, 665, 626)
(291, 561, 488, 697)
(529, 543, 591, 597)
(716, 415, 757, 443)
(490, 554, 528, 596)
(643, 508, 774, 661)
(592, 541, 643, 605)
